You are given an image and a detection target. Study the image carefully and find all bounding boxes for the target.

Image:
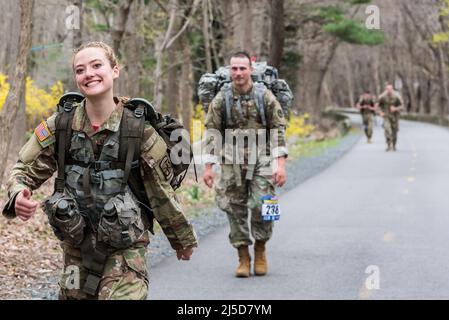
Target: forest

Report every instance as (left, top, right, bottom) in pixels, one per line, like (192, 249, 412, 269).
(0, 0, 448, 185)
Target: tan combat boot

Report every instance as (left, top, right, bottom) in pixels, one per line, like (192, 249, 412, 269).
(386, 144, 392, 152)
(235, 246, 251, 278)
(254, 240, 268, 276)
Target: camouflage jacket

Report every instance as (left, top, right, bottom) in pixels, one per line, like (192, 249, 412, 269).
(357, 95, 376, 114)
(204, 82, 288, 165)
(377, 91, 404, 117)
(2, 97, 198, 251)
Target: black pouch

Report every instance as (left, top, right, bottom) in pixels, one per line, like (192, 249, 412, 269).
(97, 193, 145, 249)
(43, 193, 85, 245)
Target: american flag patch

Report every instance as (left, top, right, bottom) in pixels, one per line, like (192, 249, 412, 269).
(34, 121, 52, 142)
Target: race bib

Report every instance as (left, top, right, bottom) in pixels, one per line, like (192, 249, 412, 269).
(261, 196, 280, 221)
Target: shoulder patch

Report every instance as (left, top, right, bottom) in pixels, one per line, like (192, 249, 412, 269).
(34, 121, 56, 148)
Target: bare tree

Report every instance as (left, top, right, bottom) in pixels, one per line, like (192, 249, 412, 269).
(0, 0, 34, 186)
(180, 32, 193, 133)
(269, 0, 284, 70)
(202, 0, 213, 72)
(153, 0, 200, 109)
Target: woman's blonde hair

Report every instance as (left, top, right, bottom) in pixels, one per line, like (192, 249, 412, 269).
(72, 41, 119, 69)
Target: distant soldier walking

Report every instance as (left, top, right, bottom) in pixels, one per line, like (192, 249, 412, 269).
(376, 83, 404, 151)
(355, 90, 376, 143)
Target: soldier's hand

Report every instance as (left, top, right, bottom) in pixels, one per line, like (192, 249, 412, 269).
(273, 167, 286, 187)
(203, 165, 215, 188)
(273, 157, 287, 187)
(176, 247, 193, 261)
(15, 189, 39, 221)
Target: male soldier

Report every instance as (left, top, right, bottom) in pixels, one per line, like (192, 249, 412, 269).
(202, 51, 288, 277)
(376, 83, 404, 151)
(355, 90, 376, 143)
(2, 41, 197, 299)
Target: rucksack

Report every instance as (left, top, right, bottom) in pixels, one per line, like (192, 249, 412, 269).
(54, 92, 194, 232)
(197, 61, 293, 125)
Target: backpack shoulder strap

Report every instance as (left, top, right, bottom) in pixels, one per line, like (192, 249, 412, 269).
(54, 92, 84, 192)
(220, 83, 233, 129)
(253, 82, 267, 127)
(119, 103, 145, 191)
(121, 100, 155, 233)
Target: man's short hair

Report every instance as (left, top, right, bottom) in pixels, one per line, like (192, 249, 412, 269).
(230, 51, 252, 66)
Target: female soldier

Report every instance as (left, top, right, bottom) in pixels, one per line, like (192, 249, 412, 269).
(2, 41, 197, 300)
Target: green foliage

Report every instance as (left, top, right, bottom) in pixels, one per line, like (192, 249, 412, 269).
(187, 185, 200, 201)
(92, 24, 109, 32)
(433, 32, 449, 44)
(310, 1, 383, 46)
(324, 19, 384, 45)
(318, 5, 345, 23)
(433, 0, 449, 45)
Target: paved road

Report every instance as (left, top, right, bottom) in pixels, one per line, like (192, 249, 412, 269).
(149, 117, 449, 299)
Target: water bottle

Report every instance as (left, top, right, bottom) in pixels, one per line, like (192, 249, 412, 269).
(56, 199, 71, 221)
(103, 202, 117, 222)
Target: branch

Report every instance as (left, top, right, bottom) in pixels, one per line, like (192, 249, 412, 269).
(154, 0, 169, 14)
(165, 0, 201, 50)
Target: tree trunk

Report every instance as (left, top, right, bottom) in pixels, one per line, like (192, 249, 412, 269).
(166, 45, 180, 117)
(111, 0, 134, 54)
(0, 0, 34, 186)
(73, 0, 84, 49)
(202, 0, 212, 72)
(269, 0, 284, 70)
(0, 0, 20, 77)
(242, 0, 253, 53)
(437, 45, 449, 117)
(122, 0, 143, 98)
(180, 33, 193, 133)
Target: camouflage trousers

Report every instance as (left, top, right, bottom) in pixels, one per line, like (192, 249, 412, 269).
(58, 237, 149, 300)
(215, 157, 275, 248)
(361, 111, 374, 139)
(383, 114, 400, 146)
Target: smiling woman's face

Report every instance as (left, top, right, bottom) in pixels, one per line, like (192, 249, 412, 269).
(73, 47, 119, 98)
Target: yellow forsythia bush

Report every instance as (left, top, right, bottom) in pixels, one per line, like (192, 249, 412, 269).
(0, 73, 10, 107)
(0, 73, 64, 130)
(191, 104, 206, 143)
(286, 113, 315, 139)
(188, 104, 314, 141)
(25, 77, 64, 129)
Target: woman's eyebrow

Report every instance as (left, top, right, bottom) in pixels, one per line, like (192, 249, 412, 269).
(74, 59, 102, 69)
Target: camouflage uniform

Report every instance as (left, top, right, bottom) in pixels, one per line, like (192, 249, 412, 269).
(204, 83, 287, 248)
(2, 97, 197, 300)
(356, 94, 376, 140)
(377, 91, 404, 148)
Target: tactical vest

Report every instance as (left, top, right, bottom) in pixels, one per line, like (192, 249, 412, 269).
(221, 82, 268, 131)
(360, 98, 374, 107)
(43, 95, 152, 297)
